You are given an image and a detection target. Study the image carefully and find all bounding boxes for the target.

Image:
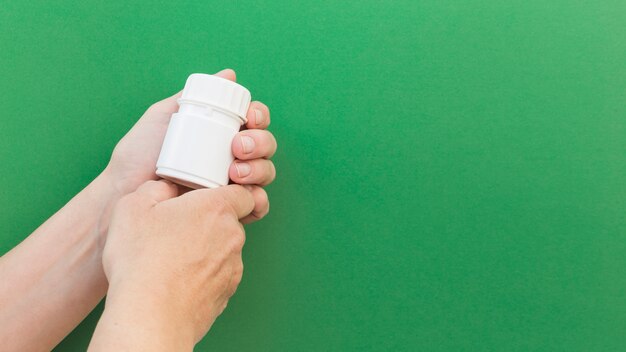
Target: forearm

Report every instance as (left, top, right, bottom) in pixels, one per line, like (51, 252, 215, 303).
(0, 170, 121, 351)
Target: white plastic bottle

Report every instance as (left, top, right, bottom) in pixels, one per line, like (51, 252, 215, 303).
(156, 73, 251, 189)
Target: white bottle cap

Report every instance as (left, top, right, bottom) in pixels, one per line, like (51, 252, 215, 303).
(178, 73, 251, 123)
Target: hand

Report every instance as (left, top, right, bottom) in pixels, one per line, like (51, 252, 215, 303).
(106, 69, 276, 223)
(91, 181, 255, 350)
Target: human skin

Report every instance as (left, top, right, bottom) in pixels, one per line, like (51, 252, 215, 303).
(0, 69, 276, 351)
(89, 181, 254, 350)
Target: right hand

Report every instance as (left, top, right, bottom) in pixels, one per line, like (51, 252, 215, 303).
(101, 180, 255, 345)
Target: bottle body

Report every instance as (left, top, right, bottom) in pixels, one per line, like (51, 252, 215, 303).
(156, 73, 251, 189)
(156, 108, 240, 189)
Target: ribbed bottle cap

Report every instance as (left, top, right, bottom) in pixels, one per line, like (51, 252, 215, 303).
(178, 73, 251, 123)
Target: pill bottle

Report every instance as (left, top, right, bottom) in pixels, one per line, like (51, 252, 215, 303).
(156, 73, 251, 189)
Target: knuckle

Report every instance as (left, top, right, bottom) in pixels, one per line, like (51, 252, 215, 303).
(211, 196, 232, 215)
(229, 226, 246, 251)
(231, 277, 242, 291)
(233, 233, 246, 251)
(220, 300, 229, 314)
(236, 261, 244, 277)
(229, 261, 244, 294)
(231, 271, 243, 289)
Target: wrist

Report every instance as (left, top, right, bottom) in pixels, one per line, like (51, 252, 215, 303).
(98, 281, 196, 350)
(85, 168, 126, 242)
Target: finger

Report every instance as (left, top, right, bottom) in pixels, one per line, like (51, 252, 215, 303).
(214, 68, 237, 82)
(245, 101, 270, 129)
(241, 186, 270, 224)
(145, 91, 182, 116)
(229, 159, 276, 186)
(134, 180, 179, 205)
(189, 185, 255, 219)
(136, 91, 182, 127)
(232, 130, 277, 160)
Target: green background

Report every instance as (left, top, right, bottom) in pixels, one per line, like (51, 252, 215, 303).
(1, 1, 625, 351)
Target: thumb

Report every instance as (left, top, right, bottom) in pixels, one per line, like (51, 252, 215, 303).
(134, 180, 179, 205)
(188, 185, 254, 219)
(214, 68, 237, 82)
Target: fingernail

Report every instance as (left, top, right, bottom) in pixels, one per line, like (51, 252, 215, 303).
(240, 135, 255, 154)
(243, 185, 254, 191)
(235, 162, 251, 178)
(254, 108, 265, 126)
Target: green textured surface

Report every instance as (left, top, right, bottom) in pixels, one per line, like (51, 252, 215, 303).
(1, 1, 626, 351)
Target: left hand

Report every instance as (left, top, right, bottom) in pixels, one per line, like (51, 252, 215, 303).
(105, 69, 276, 223)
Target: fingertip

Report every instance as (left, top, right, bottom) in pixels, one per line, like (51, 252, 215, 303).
(229, 159, 276, 186)
(215, 68, 237, 82)
(231, 130, 277, 161)
(245, 102, 270, 129)
(230, 133, 250, 160)
(241, 186, 270, 224)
